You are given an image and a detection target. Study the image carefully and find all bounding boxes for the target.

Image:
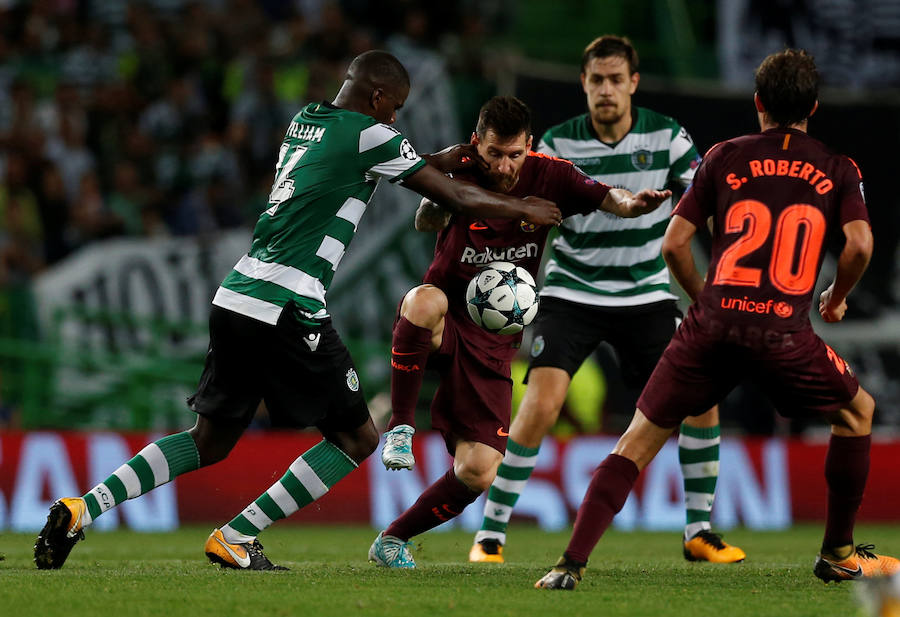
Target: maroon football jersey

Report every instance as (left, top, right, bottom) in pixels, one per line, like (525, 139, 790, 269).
(422, 152, 611, 358)
(674, 127, 869, 333)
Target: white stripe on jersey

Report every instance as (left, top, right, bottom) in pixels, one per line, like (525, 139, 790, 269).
(233, 254, 327, 302)
(336, 197, 367, 230)
(550, 128, 675, 159)
(366, 154, 423, 181)
(553, 236, 664, 267)
(561, 202, 671, 234)
(315, 236, 345, 270)
(540, 286, 676, 307)
(358, 123, 400, 153)
(213, 287, 284, 325)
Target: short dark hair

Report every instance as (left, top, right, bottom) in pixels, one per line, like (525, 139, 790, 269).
(475, 96, 532, 139)
(347, 50, 410, 89)
(582, 35, 639, 74)
(754, 49, 819, 126)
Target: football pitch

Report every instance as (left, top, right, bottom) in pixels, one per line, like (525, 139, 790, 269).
(3, 524, 897, 617)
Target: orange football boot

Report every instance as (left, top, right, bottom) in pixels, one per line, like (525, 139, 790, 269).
(815, 544, 900, 582)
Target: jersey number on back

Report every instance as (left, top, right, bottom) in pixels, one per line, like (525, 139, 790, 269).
(266, 144, 309, 215)
(712, 199, 826, 295)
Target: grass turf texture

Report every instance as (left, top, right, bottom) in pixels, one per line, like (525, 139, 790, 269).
(2, 524, 898, 616)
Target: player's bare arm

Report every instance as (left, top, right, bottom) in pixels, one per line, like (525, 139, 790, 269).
(403, 164, 562, 226)
(422, 144, 489, 174)
(661, 214, 705, 301)
(819, 219, 873, 323)
(601, 187, 672, 218)
(415, 197, 451, 232)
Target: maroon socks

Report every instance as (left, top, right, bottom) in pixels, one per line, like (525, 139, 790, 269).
(388, 316, 433, 430)
(822, 434, 871, 551)
(385, 468, 480, 541)
(564, 453, 640, 564)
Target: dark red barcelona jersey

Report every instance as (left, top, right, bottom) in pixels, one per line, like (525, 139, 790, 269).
(674, 128, 869, 334)
(422, 152, 611, 358)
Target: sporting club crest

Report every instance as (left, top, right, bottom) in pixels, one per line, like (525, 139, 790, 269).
(531, 335, 545, 357)
(346, 368, 360, 391)
(631, 149, 653, 171)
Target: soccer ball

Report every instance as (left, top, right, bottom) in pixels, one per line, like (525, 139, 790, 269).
(465, 261, 539, 335)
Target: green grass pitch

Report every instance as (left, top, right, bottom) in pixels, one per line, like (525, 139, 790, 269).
(2, 524, 897, 616)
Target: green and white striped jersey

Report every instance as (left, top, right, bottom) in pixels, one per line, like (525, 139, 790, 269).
(213, 102, 426, 325)
(538, 106, 700, 307)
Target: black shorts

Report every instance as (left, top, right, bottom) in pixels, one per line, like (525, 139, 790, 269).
(188, 305, 370, 432)
(526, 297, 681, 390)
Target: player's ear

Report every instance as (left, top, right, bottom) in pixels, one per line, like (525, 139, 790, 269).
(470, 132, 479, 146)
(754, 92, 765, 113)
(526, 134, 533, 151)
(580, 72, 587, 92)
(629, 71, 639, 95)
(370, 87, 384, 110)
(809, 100, 819, 118)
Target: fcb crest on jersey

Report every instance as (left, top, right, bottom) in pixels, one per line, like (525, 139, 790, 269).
(631, 149, 653, 171)
(520, 220, 536, 232)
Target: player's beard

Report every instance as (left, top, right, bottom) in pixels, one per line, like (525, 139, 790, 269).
(487, 171, 518, 193)
(591, 103, 625, 127)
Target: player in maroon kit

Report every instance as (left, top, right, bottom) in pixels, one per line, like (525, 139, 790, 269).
(368, 96, 671, 568)
(535, 49, 900, 590)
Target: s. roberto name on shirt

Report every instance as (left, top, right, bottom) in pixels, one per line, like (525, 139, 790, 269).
(460, 243, 539, 264)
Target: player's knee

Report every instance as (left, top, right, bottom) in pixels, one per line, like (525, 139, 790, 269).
(326, 420, 379, 464)
(454, 462, 495, 492)
(518, 392, 563, 432)
(401, 285, 447, 328)
(188, 420, 238, 466)
(838, 387, 876, 434)
(852, 388, 875, 418)
(348, 425, 379, 463)
(192, 436, 232, 466)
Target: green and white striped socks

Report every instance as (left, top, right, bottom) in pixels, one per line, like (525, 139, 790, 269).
(82, 431, 200, 525)
(678, 424, 721, 540)
(221, 440, 357, 543)
(475, 438, 540, 545)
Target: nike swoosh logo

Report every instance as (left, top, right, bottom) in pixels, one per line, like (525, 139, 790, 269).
(497, 427, 509, 437)
(214, 535, 251, 568)
(829, 561, 863, 577)
(470, 222, 488, 230)
(391, 347, 420, 356)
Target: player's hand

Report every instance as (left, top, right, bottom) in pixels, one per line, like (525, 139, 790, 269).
(425, 144, 489, 174)
(819, 285, 848, 322)
(627, 189, 672, 217)
(520, 196, 562, 226)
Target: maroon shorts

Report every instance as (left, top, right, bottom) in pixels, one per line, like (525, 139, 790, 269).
(428, 310, 517, 455)
(637, 311, 860, 428)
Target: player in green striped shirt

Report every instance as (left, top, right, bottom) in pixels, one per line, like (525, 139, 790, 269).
(472, 36, 745, 565)
(34, 50, 561, 572)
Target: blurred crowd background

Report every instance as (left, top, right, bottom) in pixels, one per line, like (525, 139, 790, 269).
(0, 0, 898, 435)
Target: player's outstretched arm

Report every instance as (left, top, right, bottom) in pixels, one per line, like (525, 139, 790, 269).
(403, 164, 562, 226)
(601, 188, 672, 218)
(415, 197, 451, 232)
(819, 219, 873, 323)
(422, 144, 489, 174)
(662, 214, 704, 302)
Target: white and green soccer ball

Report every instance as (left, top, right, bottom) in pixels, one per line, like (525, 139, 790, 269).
(465, 261, 539, 335)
